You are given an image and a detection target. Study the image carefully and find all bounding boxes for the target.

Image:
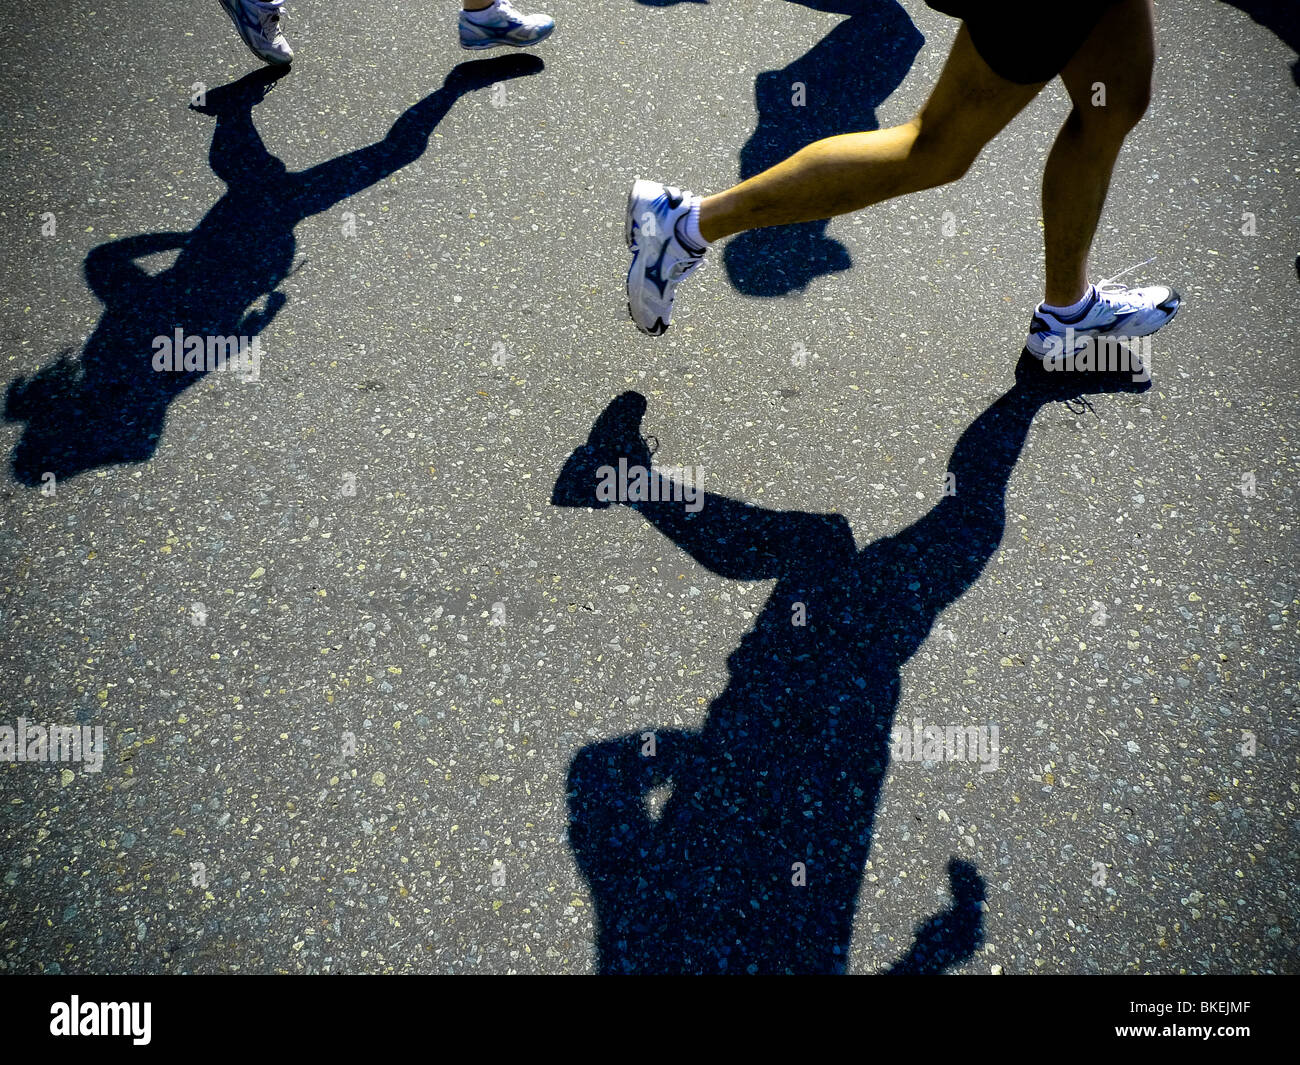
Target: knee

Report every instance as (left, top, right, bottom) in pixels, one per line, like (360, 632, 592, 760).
(908, 119, 981, 190)
(1112, 82, 1152, 132)
(1085, 71, 1153, 134)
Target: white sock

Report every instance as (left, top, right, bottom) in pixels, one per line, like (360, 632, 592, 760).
(1042, 285, 1096, 320)
(464, 1, 503, 23)
(677, 199, 709, 252)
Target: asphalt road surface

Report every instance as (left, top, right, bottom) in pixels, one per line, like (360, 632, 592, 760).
(0, 0, 1296, 974)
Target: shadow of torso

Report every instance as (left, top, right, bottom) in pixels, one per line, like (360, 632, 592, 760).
(653, 529, 916, 973)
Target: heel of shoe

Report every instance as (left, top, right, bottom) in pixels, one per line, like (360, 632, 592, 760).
(625, 179, 643, 250)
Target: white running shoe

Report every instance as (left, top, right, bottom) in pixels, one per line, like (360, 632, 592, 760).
(1026, 263, 1180, 361)
(458, 1, 555, 50)
(625, 179, 707, 336)
(217, 0, 293, 66)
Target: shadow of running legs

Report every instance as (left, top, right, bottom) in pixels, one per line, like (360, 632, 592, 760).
(5, 55, 543, 485)
(555, 355, 1147, 973)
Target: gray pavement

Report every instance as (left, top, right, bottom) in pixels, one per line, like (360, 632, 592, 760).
(0, 0, 1296, 974)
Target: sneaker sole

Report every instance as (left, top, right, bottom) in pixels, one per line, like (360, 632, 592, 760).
(459, 24, 555, 49)
(625, 178, 644, 251)
(625, 179, 669, 335)
(1025, 290, 1181, 359)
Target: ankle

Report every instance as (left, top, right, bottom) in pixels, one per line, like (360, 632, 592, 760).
(1041, 284, 1095, 318)
(697, 196, 726, 244)
(1043, 281, 1090, 306)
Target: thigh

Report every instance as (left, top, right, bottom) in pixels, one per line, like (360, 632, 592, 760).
(1060, 0, 1156, 120)
(933, 0, 1114, 85)
(914, 23, 1046, 158)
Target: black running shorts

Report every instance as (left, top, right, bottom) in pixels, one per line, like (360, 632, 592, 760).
(925, 1, 1122, 84)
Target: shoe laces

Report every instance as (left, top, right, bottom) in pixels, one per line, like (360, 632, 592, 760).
(668, 255, 704, 282)
(1095, 255, 1156, 303)
(254, 3, 284, 37)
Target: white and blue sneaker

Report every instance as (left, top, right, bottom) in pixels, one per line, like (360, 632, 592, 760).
(217, 0, 293, 66)
(625, 179, 707, 336)
(1026, 264, 1180, 363)
(458, 1, 555, 50)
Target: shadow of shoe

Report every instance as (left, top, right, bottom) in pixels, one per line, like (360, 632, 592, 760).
(189, 65, 290, 117)
(1014, 349, 1154, 400)
(442, 52, 545, 94)
(551, 391, 653, 508)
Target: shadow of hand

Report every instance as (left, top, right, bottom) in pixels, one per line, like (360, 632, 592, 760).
(884, 858, 987, 974)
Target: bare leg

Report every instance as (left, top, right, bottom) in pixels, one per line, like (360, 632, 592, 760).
(1041, 0, 1155, 306)
(698, 25, 1045, 243)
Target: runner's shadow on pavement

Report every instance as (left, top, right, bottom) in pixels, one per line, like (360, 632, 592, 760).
(552, 355, 1148, 974)
(3, 54, 543, 486)
(723, 0, 923, 296)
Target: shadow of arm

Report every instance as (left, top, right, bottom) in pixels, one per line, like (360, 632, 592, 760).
(889, 385, 1043, 622)
(292, 55, 544, 219)
(84, 233, 189, 304)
